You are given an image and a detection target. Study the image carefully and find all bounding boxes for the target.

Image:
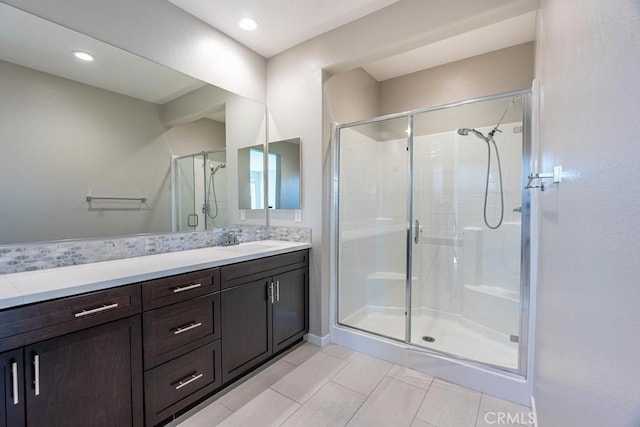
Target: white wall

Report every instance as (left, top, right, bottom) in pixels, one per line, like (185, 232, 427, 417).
(2, 0, 266, 103)
(534, 0, 640, 425)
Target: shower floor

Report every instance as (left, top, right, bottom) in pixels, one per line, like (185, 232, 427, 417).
(342, 306, 518, 369)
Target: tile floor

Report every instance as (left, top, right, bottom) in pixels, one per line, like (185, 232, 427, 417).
(174, 343, 532, 427)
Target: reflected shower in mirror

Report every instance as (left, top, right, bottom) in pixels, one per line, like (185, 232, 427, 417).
(0, 3, 266, 244)
(268, 138, 301, 210)
(237, 145, 266, 210)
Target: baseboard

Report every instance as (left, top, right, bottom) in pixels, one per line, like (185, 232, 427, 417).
(304, 333, 331, 347)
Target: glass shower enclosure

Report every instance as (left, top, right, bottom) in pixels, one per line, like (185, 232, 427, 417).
(335, 90, 531, 374)
(172, 150, 228, 231)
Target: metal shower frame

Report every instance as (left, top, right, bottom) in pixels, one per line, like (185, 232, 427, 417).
(332, 87, 533, 377)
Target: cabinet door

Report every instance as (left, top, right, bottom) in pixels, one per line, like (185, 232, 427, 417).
(0, 349, 24, 427)
(221, 280, 273, 383)
(272, 268, 308, 353)
(24, 316, 143, 427)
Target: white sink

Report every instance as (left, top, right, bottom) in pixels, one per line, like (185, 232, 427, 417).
(220, 242, 280, 253)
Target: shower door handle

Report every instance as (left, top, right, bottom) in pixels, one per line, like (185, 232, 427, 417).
(414, 220, 420, 244)
(187, 214, 198, 228)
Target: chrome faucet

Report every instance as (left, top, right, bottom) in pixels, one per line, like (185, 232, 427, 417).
(222, 231, 240, 246)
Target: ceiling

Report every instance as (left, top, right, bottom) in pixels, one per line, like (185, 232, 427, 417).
(1, 1, 537, 108)
(169, 0, 537, 82)
(362, 11, 537, 81)
(168, 0, 400, 58)
(0, 2, 206, 105)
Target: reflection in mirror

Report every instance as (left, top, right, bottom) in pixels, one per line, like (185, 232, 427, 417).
(0, 3, 266, 244)
(268, 138, 301, 209)
(173, 150, 227, 232)
(238, 145, 265, 210)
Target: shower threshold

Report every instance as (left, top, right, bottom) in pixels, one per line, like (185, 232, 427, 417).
(342, 306, 518, 369)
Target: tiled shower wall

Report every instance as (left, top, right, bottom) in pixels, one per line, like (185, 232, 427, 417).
(0, 225, 311, 274)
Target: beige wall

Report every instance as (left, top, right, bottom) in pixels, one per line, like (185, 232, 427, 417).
(165, 118, 225, 157)
(0, 60, 222, 244)
(533, 0, 640, 425)
(379, 43, 534, 114)
(324, 67, 380, 125)
(326, 42, 534, 139)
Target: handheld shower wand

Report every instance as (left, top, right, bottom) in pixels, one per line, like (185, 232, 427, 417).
(456, 126, 505, 230)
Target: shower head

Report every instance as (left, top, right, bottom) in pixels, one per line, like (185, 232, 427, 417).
(211, 163, 227, 174)
(457, 128, 488, 142)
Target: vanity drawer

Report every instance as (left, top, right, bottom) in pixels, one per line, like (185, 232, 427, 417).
(141, 268, 220, 310)
(144, 340, 222, 426)
(0, 284, 141, 352)
(221, 250, 309, 289)
(143, 293, 220, 368)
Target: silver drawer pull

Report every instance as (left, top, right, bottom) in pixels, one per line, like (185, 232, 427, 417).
(33, 355, 40, 396)
(175, 373, 203, 390)
(276, 280, 280, 302)
(11, 362, 19, 405)
(173, 322, 203, 335)
(173, 283, 202, 293)
(74, 303, 119, 318)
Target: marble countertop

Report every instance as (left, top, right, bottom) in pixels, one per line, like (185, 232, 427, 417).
(0, 240, 311, 309)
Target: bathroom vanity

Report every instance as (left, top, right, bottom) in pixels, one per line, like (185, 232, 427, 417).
(0, 241, 310, 426)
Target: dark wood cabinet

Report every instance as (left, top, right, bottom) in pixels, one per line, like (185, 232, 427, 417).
(220, 250, 309, 384)
(272, 268, 308, 353)
(0, 349, 24, 427)
(220, 279, 273, 383)
(0, 247, 308, 426)
(141, 268, 223, 426)
(0, 285, 143, 427)
(144, 341, 221, 426)
(24, 316, 143, 427)
(143, 293, 221, 368)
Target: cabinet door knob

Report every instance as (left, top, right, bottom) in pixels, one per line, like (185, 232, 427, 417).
(269, 282, 275, 304)
(11, 361, 19, 405)
(276, 281, 280, 302)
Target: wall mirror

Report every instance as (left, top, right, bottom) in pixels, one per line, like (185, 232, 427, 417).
(268, 138, 301, 210)
(237, 145, 266, 210)
(0, 3, 266, 244)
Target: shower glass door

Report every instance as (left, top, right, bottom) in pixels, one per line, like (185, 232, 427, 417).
(336, 91, 530, 373)
(409, 95, 527, 370)
(337, 116, 409, 341)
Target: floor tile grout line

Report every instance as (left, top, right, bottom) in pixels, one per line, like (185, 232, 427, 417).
(327, 379, 368, 399)
(411, 380, 432, 426)
(385, 368, 436, 391)
(341, 384, 370, 427)
(328, 360, 392, 398)
(217, 400, 235, 414)
(274, 375, 357, 426)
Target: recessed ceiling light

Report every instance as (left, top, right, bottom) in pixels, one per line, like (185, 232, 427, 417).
(238, 17, 258, 31)
(72, 50, 95, 61)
